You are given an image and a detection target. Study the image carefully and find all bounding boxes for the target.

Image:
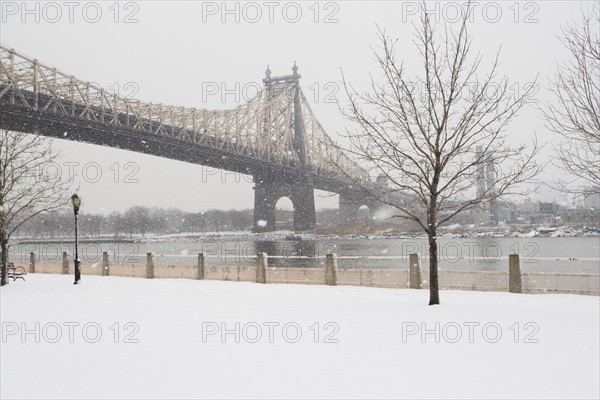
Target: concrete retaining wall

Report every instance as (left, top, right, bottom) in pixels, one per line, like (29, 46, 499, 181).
(8, 253, 599, 295)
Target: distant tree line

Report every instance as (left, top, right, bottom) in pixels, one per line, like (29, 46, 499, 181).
(12, 206, 346, 239)
(14, 206, 255, 238)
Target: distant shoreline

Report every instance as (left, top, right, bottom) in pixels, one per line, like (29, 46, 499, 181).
(12, 238, 137, 245)
(10, 224, 600, 245)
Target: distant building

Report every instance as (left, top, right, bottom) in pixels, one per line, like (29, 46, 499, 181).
(515, 199, 535, 223)
(583, 187, 600, 209)
(513, 199, 563, 225)
(497, 203, 515, 224)
(538, 202, 562, 214)
(469, 195, 599, 226)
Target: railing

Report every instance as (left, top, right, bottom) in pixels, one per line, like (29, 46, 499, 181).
(13, 251, 600, 296)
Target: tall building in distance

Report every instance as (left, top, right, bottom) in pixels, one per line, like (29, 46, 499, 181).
(473, 146, 498, 225)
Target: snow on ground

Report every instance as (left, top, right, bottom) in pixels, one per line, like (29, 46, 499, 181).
(1, 275, 598, 399)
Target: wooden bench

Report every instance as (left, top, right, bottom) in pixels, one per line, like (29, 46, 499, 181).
(7, 262, 26, 281)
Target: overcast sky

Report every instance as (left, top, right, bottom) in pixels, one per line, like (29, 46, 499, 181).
(1, 0, 595, 214)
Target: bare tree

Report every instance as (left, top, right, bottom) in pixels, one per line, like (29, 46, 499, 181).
(336, 7, 541, 305)
(543, 4, 600, 198)
(0, 130, 70, 286)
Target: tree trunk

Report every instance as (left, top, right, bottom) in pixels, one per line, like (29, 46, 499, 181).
(1, 237, 8, 287)
(428, 226, 440, 305)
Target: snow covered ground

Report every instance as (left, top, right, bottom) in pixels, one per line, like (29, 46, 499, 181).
(1, 275, 598, 399)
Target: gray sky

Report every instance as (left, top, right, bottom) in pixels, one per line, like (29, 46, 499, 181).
(0, 0, 594, 214)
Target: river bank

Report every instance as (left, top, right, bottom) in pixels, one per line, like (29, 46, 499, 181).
(11, 224, 600, 246)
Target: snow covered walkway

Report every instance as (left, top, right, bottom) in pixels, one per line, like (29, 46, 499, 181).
(1, 274, 598, 399)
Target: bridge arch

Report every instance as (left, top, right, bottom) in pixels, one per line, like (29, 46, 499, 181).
(274, 196, 294, 230)
(252, 180, 316, 232)
(358, 205, 371, 222)
(339, 194, 384, 226)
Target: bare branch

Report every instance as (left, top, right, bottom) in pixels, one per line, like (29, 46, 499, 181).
(1, 130, 71, 286)
(541, 4, 600, 196)
(335, 0, 540, 305)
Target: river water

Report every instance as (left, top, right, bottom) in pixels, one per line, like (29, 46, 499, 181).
(9, 236, 600, 274)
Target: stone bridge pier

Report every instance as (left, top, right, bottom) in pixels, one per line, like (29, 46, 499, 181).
(339, 188, 391, 226)
(252, 178, 392, 231)
(339, 176, 393, 225)
(339, 194, 373, 225)
(252, 179, 316, 232)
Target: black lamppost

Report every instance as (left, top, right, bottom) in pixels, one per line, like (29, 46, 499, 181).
(71, 194, 81, 285)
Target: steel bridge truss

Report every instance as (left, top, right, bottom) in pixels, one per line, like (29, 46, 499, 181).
(0, 45, 368, 185)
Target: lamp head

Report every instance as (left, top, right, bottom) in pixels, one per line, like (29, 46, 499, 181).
(71, 193, 81, 214)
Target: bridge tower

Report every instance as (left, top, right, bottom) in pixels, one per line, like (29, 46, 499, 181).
(252, 63, 317, 232)
(473, 145, 498, 225)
